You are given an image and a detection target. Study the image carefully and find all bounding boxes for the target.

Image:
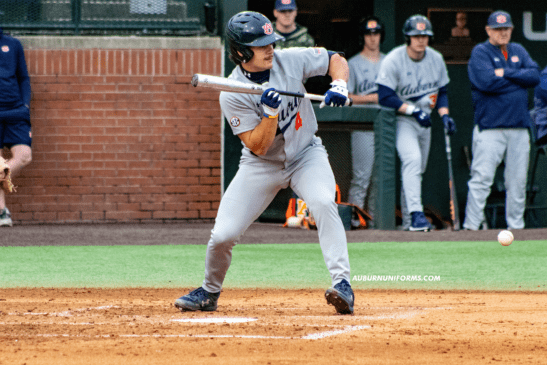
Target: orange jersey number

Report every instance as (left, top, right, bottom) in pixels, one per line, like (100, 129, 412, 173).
(295, 112, 302, 131)
(429, 94, 438, 109)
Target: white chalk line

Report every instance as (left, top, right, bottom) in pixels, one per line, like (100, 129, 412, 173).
(1, 306, 444, 341)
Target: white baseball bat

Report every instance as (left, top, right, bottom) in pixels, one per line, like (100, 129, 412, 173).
(191, 74, 353, 107)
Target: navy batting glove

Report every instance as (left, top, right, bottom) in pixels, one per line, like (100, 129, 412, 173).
(442, 115, 456, 135)
(320, 79, 348, 108)
(261, 88, 282, 118)
(411, 108, 431, 128)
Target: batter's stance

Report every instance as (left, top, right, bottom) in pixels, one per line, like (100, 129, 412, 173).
(175, 11, 354, 315)
(376, 15, 456, 231)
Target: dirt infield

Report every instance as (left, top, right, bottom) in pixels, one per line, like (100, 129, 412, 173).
(2, 223, 546, 363)
(1, 288, 546, 364)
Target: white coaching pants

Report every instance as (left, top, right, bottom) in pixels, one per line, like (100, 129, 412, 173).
(202, 142, 350, 293)
(463, 126, 530, 230)
(396, 119, 431, 229)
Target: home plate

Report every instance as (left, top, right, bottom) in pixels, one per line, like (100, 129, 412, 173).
(171, 317, 258, 324)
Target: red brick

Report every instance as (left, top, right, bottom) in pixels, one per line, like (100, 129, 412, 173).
(20, 45, 223, 224)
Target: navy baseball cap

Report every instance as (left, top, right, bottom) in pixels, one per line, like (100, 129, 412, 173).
(487, 11, 513, 28)
(275, 0, 297, 11)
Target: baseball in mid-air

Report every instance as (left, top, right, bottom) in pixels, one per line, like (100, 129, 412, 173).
(498, 230, 514, 246)
(286, 216, 303, 228)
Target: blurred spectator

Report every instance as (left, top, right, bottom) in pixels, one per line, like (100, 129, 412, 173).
(272, 0, 314, 49)
(463, 11, 540, 231)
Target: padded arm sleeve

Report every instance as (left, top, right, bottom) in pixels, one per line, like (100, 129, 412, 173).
(378, 84, 403, 110)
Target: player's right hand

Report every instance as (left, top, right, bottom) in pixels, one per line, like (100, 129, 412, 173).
(320, 79, 348, 108)
(261, 88, 282, 118)
(442, 115, 457, 135)
(411, 108, 431, 128)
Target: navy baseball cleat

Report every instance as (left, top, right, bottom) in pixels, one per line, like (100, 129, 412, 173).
(409, 211, 432, 232)
(174, 287, 220, 312)
(325, 279, 354, 315)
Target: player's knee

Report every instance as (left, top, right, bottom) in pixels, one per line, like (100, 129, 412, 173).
(401, 154, 421, 171)
(20, 150, 32, 168)
(209, 228, 241, 247)
(305, 194, 336, 216)
(10, 147, 32, 169)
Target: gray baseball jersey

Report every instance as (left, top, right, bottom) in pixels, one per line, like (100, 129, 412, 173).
(347, 53, 385, 96)
(220, 47, 329, 164)
(376, 45, 449, 118)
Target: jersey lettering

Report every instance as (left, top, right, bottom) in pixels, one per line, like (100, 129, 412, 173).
(278, 96, 300, 123)
(400, 80, 440, 97)
(357, 79, 377, 94)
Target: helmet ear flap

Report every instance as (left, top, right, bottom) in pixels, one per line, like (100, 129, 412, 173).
(228, 41, 254, 65)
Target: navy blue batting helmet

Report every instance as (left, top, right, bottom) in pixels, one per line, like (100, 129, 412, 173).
(359, 16, 385, 44)
(403, 15, 434, 38)
(226, 11, 284, 64)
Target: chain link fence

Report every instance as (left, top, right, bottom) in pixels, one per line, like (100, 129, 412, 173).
(0, 0, 216, 36)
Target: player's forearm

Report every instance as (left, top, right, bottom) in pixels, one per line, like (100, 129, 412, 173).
(244, 117, 279, 155)
(328, 54, 349, 82)
(348, 93, 378, 105)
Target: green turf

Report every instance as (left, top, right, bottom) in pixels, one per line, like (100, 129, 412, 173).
(1, 241, 546, 291)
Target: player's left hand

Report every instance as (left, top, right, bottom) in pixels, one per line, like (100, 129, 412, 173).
(442, 115, 456, 135)
(320, 79, 348, 108)
(261, 88, 282, 118)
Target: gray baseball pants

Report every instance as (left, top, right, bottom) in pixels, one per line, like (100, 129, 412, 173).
(463, 126, 530, 230)
(396, 120, 431, 229)
(202, 142, 350, 293)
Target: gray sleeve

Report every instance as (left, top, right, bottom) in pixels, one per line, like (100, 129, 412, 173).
(278, 47, 330, 81)
(219, 92, 261, 136)
(376, 54, 399, 91)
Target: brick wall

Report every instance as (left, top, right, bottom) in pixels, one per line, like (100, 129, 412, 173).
(9, 37, 224, 224)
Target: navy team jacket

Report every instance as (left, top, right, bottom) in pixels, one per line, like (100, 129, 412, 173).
(0, 27, 31, 111)
(468, 40, 540, 130)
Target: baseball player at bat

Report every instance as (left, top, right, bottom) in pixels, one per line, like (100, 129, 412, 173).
(376, 15, 456, 231)
(463, 11, 540, 231)
(175, 11, 354, 314)
(347, 16, 385, 228)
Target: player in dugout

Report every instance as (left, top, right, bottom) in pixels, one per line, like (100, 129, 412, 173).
(376, 15, 456, 232)
(346, 16, 386, 228)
